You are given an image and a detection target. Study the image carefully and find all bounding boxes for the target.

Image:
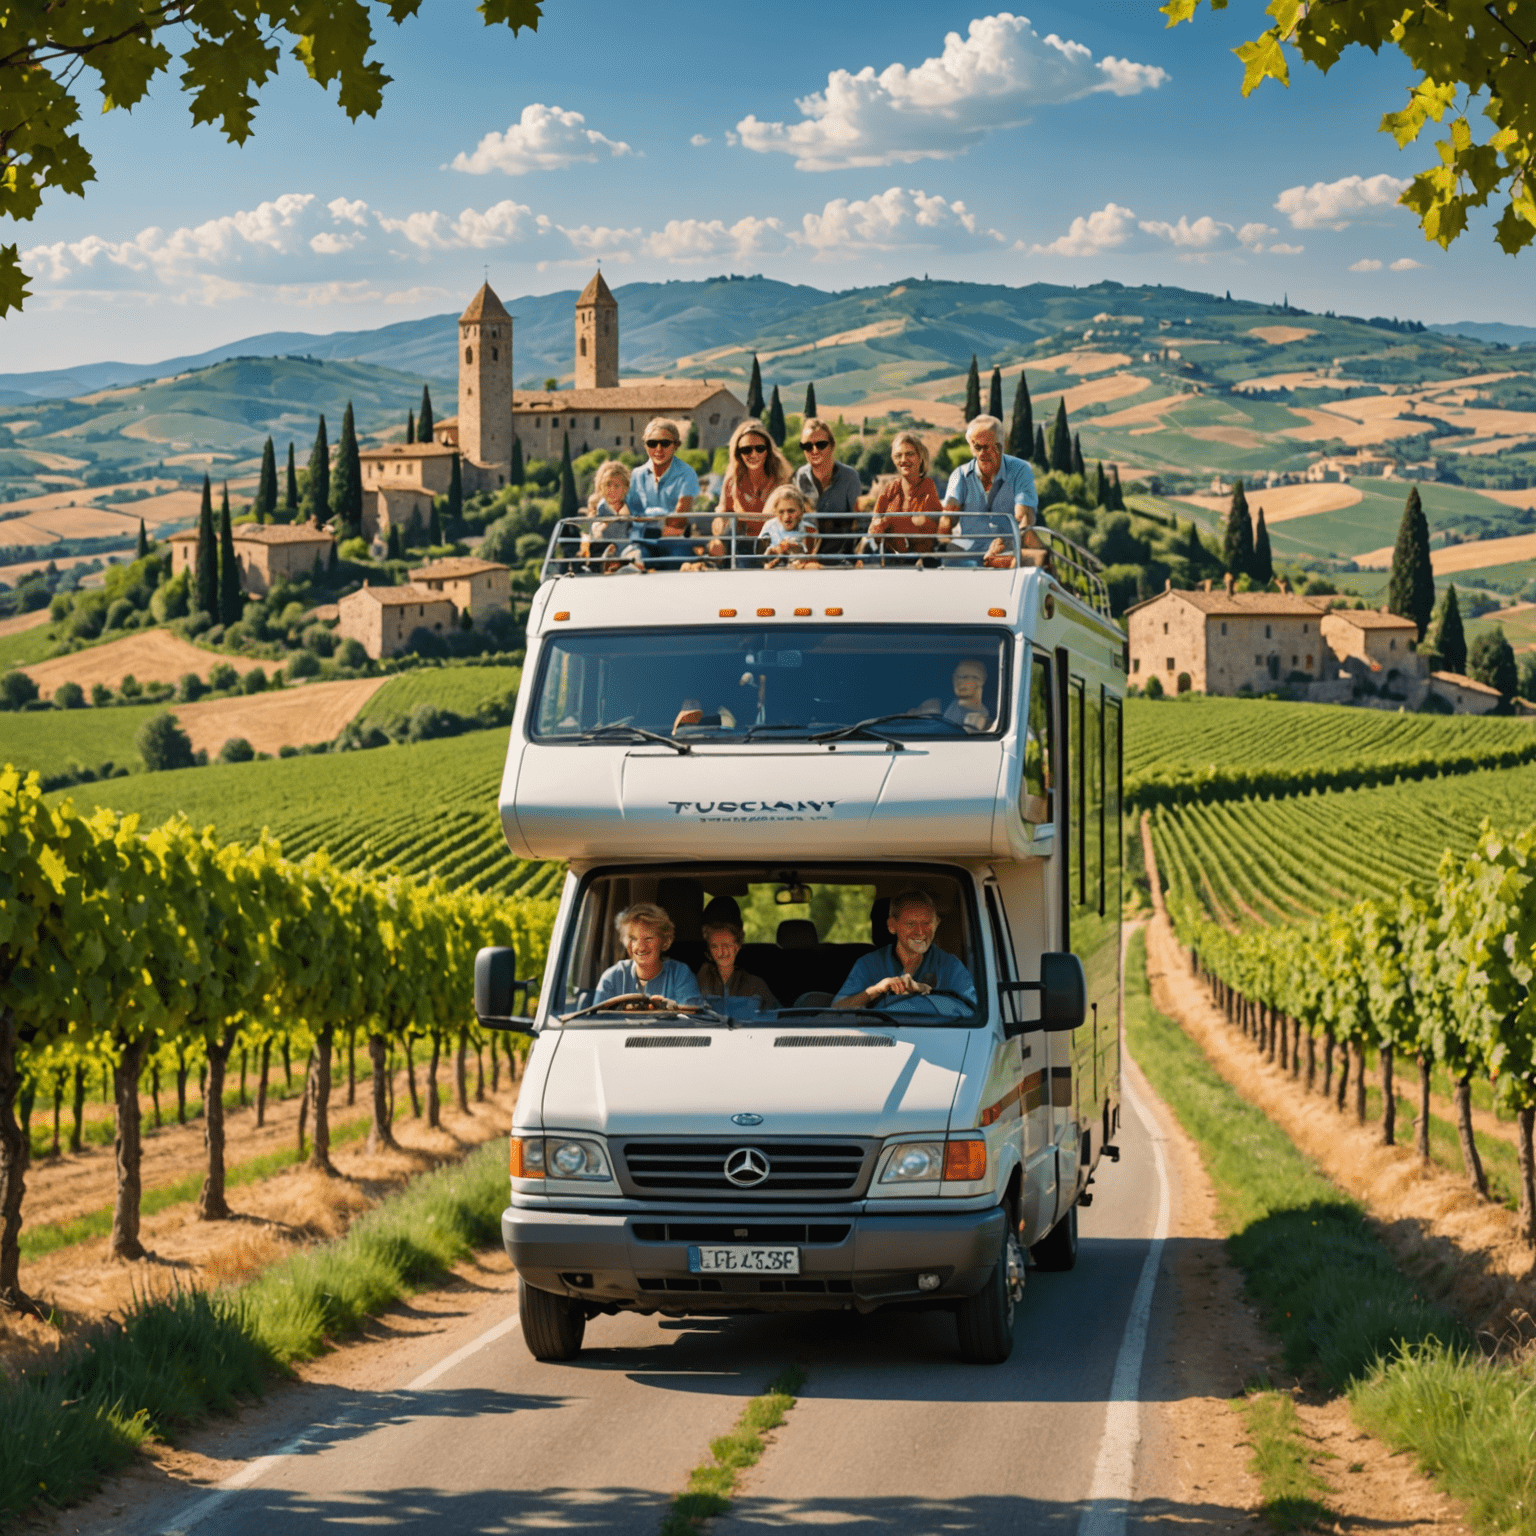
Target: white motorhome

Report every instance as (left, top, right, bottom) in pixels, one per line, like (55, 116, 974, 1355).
(475, 520, 1126, 1364)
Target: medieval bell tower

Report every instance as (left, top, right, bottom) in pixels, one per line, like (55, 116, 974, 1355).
(574, 270, 618, 390)
(458, 282, 513, 479)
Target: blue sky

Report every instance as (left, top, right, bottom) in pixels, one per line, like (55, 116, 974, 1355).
(2, 0, 1523, 372)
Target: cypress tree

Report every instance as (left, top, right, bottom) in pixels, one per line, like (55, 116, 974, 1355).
(1071, 432, 1085, 480)
(136, 519, 149, 559)
(1387, 485, 1435, 640)
(1109, 465, 1126, 512)
(767, 385, 786, 446)
(1049, 398, 1072, 473)
(406, 408, 416, 445)
(429, 495, 442, 546)
(331, 401, 363, 537)
(804, 382, 817, 418)
(418, 387, 434, 443)
(686, 420, 700, 450)
(448, 453, 463, 535)
(510, 437, 525, 486)
(387, 523, 402, 561)
(283, 443, 298, 521)
(195, 475, 217, 616)
(1033, 424, 1048, 469)
(1223, 479, 1254, 576)
(964, 356, 982, 423)
(1437, 584, 1467, 674)
(559, 434, 578, 520)
(1253, 507, 1274, 584)
(746, 356, 764, 418)
(256, 437, 278, 522)
(218, 484, 241, 626)
(1007, 372, 1033, 459)
(988, 366, 1003, 421)
(1469, 628, 1518, 702)
(1093, 462, 1109, 508)
(302, 415, 330, 526)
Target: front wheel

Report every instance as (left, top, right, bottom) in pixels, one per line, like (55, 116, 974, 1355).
(955, 1221, 1023, 1364)
(1030, 1202, 1078, 1272)
(519, 1280, 586, 1361)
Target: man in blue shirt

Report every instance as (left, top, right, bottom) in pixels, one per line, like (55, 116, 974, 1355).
(835, 891, 977, 1018)
(627, 418, 700, 517)
(593, 902, 706, 1007)
(940, 413, 1037, 566)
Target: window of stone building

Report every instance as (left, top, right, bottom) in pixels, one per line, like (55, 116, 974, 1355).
(710, 413, 720, 425)
(1255, 654, 1261, 665)
(1166, 657, 1174, 671)
(594, 417, 600, 428)
(1265, 624, 1272, 639)
(1162, 621, 1168, 634)
(465, 346, 473, 363)
(1220, 622, 1227, 635)
(1292, 655, 1298, 666)
(1390, 638, 1397, 650)
(1132, 658, 1140, 673)
(1306, 654, 1313, 669)
(1302, 623, 1308, 633)
(580, 337, 588, 357)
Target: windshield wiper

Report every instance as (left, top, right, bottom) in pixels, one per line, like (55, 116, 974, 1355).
(811, 712, 971, 745)
(571, 725, 691, 755)
(743, 722, 811, 739)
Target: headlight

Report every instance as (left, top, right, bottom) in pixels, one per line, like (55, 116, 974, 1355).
(512, 1135, 612, 1181)
(881, 1141, 944, 1182)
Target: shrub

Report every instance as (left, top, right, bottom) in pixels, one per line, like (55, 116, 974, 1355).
(222, 622, 246, 650)
(104, 598, 134, 631)
(136, 712, 196, 772)
(301, 623, 337, 657)
(176, 672, 205, 703)
(67, 603, 104, 640)
(338, 536, 370, 561)
(286, 649, 320, 679)
(241, 668, 267, 695)
(0, 672, 40, 710)
(90, 683, 112, 707)
(407, 703, 459, 742)
(53, 682, 85, 710)
(150, 569, 189, 623)
(515, 532, 546, 562)
(118, 674, 141, 699)
(48, 592, 70, 622)
(405, 625, 448, 659)
(1144, 673, 1165, 699)
(207, 664, 238, 692)
(204, 624, 225, 646)
(337, 638, 368, 669)
(185, 609, 212, 636)
(218, 737, 255, 763)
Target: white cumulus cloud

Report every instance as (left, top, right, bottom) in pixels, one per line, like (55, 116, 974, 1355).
(1139, 215, 1230, 249)
(450, 104, 635, 175)
(796, 187, 1004, 256)
(1275, 174, 1410, 230)
(1349, 258, 1383, 271)
(736, 13, 1167, 170)
(643, 217, 788, 261)
(377, 200, 543, 251)
(1237, 222, 1304, 255)
(1390, 256, 1424, 271)
(326, 197, 370, 227)
(690, 134, 710, 147)
(1030, 202, 1139, 257)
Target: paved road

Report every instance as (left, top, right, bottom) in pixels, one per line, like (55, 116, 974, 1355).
(135, 1071, 1179, 1536)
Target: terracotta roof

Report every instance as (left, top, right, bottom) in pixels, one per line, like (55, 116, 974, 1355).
(1432, 669, 1501, 696)
(1326, 608, 1417, 630)
(460, 282, 510, 323)
(306, 604, 339, 622)
(514, 383, 740, 412)
(168, 530, 200, 542)
(343, 583, 456, 609)
(359, 443, 458, 460)
(409, 558, 508, 580)
(578, 270, 617, 307)
(231, 524, 333, 546)
(1127, 589, 1327, 618)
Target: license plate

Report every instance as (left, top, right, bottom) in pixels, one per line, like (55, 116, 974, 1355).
(688, 1245, 800, 1274)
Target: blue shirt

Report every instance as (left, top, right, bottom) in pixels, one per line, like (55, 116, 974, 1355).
(834, 944, 978, 1018)
(593, 957, 705, 1007)
(943, 454, 1038, 558)
(627, 458, 700, 516)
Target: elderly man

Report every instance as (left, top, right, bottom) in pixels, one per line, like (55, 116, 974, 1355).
(939, 413, 1038, 566)
(793, 416, 862, 559)
(593, 902, 705, 1007)
(834, 891, 977, 1018)
(627, 418, 699, 518)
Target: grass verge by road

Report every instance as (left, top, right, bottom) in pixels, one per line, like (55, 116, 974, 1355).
(0, 1137, 508, 1522)
(1128, 926, 1536, 1534)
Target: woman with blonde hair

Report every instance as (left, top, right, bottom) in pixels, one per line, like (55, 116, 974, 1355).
(716, 418, 791, 548)
(866, 431, 941, 563)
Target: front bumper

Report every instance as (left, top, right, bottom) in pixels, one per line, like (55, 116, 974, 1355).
(502, 1203, 1006, 1313)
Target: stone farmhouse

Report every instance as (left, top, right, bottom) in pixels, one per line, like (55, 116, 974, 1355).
(337, 583, 458, 660)
(168, 523, 335, 597)
(407, 557, 510, 625)
(357, 442, 458, 541)
(1126, 578, 1499, 713)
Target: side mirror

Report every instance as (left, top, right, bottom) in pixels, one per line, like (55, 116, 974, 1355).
(475, 946, 537, 1033)
(1038, 952, 1086, 1032)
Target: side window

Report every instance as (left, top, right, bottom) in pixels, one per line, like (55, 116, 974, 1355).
(1087, 686, 1103, 916)
(1105, 697, 1123, 920)
(1020, 652, 1054, 823)
(1069, 677, 1085, 907)
(985, 884, 1021, 1030)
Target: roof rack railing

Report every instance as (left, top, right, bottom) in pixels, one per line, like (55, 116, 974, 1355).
(539, 512, 1112, 620)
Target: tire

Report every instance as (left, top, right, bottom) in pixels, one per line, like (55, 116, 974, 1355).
(519, 1280, 586, 1361)
(1030, 1201, 1078, 1272)
(955, 1219, 1023, 1364)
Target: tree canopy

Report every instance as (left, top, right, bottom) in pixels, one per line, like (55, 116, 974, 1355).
(0, 1, 547, 315)
(1163, 0, 1536, 253)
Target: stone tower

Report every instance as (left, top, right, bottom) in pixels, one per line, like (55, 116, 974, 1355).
(458, 283, 513, 480)
(574, 270, 618, 390)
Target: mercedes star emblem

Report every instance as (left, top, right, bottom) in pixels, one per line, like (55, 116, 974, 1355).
(724, 1147, 771, 1187)
(731, 1112, 763, 1126)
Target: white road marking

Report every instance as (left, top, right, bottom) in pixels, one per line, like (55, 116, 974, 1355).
(158, 1310, 522, 1535)
(1076, 1069, 1172, 1536)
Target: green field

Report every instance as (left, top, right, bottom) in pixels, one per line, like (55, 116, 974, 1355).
(1269, 479, 1514, 561)
(1125, 693, 1535, 779)
(1150, 761, 1536, 926)
(52, 727, 560, 897)
(0, 618, 65, 671)
(2, 701, 165, 775)
(355, 665, 521, 725)
(1465, 604, 1536, 652)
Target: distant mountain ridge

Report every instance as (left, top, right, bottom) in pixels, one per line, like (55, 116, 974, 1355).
(1426, 320, 1536, 348)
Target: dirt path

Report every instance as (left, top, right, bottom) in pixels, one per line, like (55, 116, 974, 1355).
(174, 676, 390, 756)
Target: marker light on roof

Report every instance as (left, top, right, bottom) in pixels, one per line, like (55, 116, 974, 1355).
(825, 608, 843, 616)
(719, 608, 737, 618)
(794, 607, 812, 616)
(757, 608, 775, 617)
(553, 611, 570, 622)
(988, 607, 1006, 617)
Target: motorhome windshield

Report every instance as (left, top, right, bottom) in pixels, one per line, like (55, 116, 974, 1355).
(532, 626, 1009, 743)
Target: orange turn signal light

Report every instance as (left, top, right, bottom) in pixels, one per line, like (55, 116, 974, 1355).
(943, 1138, 987, 1182)
(553, 611, 570, 622)
(719, 608, 737, 618)
(509, 1137, 544, 1178)
(757, 607, 775, 617)
(826, 607, 844, 616)
(794, 607, 812, 616)
(988, 607, 1006, 618)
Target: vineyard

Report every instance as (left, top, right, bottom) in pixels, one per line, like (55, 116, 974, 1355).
(0, 765, 558, 1314)
(354, 664, 522, 725)
(52, 728, 561, 898)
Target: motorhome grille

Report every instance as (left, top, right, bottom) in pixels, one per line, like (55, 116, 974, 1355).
(773, 1035, 894, 1048)
(624, 1036, 711, 1048)
(616, 1139, 873, 1198)
(632, 1222, 852, 1244)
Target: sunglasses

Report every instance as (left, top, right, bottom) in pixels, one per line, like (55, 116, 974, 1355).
(801, 439, 833, 452)
(738, 443, 769, 456)
(645, 438, 677, 449)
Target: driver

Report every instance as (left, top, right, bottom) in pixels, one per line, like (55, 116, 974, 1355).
(917, 658, 993, 733)
(594, 903, 706, 1008)
(834, 891, 977, 1016)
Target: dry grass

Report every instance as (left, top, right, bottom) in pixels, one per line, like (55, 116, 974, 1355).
(1095, 391, 1202, 428)
(0, 607, 51, 640)
(1475, 487, 1536, 512)
(1174, 483, 1364, 524)
(21, 631, 280, 695)
(759, 319, 907, 362)
(1354, 531, 1536, 574)
(173, 676, 390, 756)
(1247, 325, 1318, 345)
(1035, 372, 1152, 412)
(1025, 348, 1134, 375)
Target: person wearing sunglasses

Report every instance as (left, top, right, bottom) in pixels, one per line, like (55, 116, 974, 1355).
(626, 418, 699, 519)
(938, 412, 1037, 567)
(792, 416, 863, 560)
(716, 420, 791, 558)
